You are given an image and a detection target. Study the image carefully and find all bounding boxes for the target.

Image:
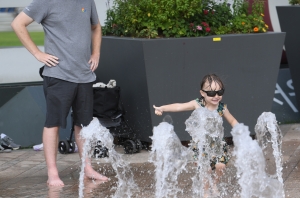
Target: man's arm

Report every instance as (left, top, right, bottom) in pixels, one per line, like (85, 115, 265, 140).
(11, 12, 58, 67)
(89, 20, 102, 72)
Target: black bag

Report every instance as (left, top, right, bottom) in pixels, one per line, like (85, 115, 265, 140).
(39, 66, 44, 79)
(93, 86, 122, 120)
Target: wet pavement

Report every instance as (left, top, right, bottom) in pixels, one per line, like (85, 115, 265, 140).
(0, 123, 300, 198)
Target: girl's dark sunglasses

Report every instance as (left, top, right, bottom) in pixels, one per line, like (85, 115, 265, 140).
(201, 89, 225, 97)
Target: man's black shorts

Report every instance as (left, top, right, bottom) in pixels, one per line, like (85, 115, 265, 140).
(43, 76, 93, 128)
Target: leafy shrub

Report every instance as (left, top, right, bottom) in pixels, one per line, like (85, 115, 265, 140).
(102, 0, 269, 38)
(289, 0, 300, 5)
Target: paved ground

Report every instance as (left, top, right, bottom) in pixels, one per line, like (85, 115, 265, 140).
(0, 123, 300, 198)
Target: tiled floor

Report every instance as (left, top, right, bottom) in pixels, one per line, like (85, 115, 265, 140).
(0, 123, 300, 198)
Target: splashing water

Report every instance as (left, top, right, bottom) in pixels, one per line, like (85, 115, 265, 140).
(255, 112, 284, 183)
(77, 112, 285, 198)
(185, 107, 225, 196)
(231, 123, 284, 198)
(149, 115, 192, 198)
(79, 118, 137, 198)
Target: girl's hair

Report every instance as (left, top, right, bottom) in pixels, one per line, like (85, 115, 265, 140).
(200, 74, 224, 90)
(200, 74, 225, 103)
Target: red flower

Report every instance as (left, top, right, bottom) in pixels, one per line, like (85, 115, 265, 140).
(203, 10, 209, 15)
(205, 27, 211, 32)
(201, 22, 209, 27)
(211, 11, 215, 14)
(190, 23, 194, 27)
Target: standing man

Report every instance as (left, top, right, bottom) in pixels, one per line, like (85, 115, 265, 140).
(11, 0, 108, 186)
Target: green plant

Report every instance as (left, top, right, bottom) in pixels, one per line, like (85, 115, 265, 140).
(289, 0, 300, 5)
(228, 0, 268, 34)
(103, 0, 269, 38)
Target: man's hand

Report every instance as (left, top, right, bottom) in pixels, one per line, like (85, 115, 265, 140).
(89, 53, 100, 72)
(35, 51, 59, 67)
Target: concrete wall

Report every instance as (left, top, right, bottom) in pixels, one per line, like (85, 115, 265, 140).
(277, 6, 300, 114)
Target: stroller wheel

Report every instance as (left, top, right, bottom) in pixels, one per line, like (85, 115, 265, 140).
(135, 139, 142, 153)
(123, 140, 137, 154)
(68, 141, 76, 153)
(94, 145, 109, 158)
(58, 140, 70, 154)
(93, 141, 109, 158)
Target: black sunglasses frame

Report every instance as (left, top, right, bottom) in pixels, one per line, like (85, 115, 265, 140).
(201, 89, 225, 97)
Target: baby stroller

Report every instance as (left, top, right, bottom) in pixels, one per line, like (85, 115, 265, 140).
(58, 80, 142, 156)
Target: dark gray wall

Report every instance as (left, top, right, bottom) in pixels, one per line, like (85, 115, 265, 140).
(0, 86, 44, 146)
(96, 33, 285, 142)
(277, 6, 300, 112)
(0, 85, 72, 147)
(272, 68, 300, 123)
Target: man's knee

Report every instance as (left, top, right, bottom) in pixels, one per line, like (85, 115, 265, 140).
(43, 127, 59, 133)
(74, 125, 82, 131)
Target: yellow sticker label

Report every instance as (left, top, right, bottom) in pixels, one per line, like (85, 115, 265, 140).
(213, 37, 221, 41)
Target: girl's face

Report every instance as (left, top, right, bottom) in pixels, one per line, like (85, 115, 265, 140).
(200, 80, 223, 107)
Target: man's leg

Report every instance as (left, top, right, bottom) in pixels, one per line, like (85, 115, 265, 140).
(43, 77, 77, 186)
(74, 125, 108, 181)
(43, 126, 64, 186)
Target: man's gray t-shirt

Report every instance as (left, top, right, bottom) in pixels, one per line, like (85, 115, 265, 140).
(23, 0, 99, 83)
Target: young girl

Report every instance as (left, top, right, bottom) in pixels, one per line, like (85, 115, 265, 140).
(153, 73, 238, 196)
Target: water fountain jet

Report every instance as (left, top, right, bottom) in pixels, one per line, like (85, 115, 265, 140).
(231, 123, 284, 198)
(79, 118, 137, 198)
(149, 115, 192, 198)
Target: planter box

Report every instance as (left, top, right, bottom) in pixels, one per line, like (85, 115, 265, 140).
(96, 32, 285, 142)
(277, 6, 300, 111)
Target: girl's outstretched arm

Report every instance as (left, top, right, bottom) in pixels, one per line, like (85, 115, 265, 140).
(153, 100, 198, 116)
(223, 108, 238, 127)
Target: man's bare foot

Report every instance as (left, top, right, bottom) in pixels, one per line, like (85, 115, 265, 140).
(47, 175, 65, 186)
(84, 167, 109, 181)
